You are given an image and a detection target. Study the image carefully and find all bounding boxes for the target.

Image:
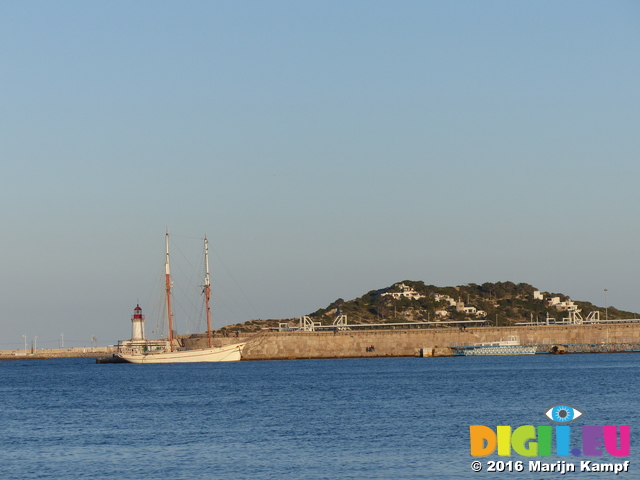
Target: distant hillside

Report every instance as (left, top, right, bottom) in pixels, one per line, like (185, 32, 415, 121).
(222, 280, 638, 333)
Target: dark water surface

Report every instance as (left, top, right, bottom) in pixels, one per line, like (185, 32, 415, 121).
(1, 354, 638, 479)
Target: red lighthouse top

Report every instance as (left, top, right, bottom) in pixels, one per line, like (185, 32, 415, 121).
(132, 304, 144, 320)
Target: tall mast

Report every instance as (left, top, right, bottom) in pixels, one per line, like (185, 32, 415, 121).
(165, 229, 175, 351)
(204, 235, 213, 348)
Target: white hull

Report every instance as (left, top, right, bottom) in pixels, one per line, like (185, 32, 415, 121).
(119, 342, 245, 364)
(450, 336, 537, 356)
(455, 344, 537, 356)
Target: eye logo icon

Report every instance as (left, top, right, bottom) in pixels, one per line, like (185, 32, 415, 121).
(545, 404, 583, 423)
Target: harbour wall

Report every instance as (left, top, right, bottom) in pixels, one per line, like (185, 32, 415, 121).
(239, 323, 640, 360)
(0, 347, 116, 360)
(3, 323, 639, 361)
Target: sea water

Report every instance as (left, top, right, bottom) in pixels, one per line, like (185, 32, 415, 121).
(1, 354, 638, 479)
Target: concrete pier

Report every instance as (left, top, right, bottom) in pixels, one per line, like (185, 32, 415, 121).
(240, 323, 640, 360)
(5, 323, 639, 361)
(0, 347, 116, 360)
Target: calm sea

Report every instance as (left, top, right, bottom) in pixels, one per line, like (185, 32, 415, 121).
(1, 354, 638, 479)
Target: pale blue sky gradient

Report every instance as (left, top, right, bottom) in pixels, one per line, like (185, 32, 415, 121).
(2, 1, 640, 347)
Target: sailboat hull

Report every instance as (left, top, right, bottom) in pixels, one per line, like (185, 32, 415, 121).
(118, 342, 245, 364)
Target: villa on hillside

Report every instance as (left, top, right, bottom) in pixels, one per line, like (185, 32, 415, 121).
(381, 283, 425, 300)
(384, 285, 491, 319)
(431, 293, 456, 306)
(455, 302, 487, 317)
(546, 296, 579, 312)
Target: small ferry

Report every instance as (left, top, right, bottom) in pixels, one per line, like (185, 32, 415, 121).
(449, 336, 537, 356)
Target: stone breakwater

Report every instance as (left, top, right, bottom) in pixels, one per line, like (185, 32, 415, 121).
(0, 347, 116, 360)
(4, 323, 639, 361)
(238, 323, 640, 360)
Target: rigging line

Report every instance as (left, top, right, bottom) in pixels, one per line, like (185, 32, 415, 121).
(153, 292, 167, 338)
(147, 264, 168, 338)
(170, 238, 205, 300)
(170, 235, 245, 328)
(210, 276, 254, 325)
(209, 243, 263, 320)
(212, 278, 260, 325)
(170, 285, 200, 335)
(147, 259, 170, 338)
(171, 268, 205, 331)
(195, 298, 205, 332)
(167, 235, 207, 332)
(169, 237, 199, 276)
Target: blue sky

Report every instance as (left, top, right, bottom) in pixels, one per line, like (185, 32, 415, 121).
(2, 1, 639, 348)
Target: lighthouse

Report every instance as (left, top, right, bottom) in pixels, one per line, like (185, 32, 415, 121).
(131, 304, 146, 341)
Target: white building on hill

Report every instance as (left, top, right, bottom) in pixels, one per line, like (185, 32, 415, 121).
(382, 283, 425, 300)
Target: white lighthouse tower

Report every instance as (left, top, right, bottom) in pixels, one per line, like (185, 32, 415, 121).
(131, 304, 146, 341)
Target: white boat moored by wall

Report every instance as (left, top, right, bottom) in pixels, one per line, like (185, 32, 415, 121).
(449, 336, 537, 356)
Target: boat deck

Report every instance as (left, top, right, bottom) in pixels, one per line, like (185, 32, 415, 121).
(449, 342, 640, 356)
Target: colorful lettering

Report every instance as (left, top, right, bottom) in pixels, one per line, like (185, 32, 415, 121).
(604, 426, 630, 457)
(469, 425, 630, 458)
(512, 425, 537, 457)
(469, 425, 496, 456)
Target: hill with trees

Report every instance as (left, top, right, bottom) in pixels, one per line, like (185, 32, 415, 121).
(222, 280, 638, 333)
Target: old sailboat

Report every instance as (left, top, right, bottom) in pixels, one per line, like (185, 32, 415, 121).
(118, 232, 245, 363)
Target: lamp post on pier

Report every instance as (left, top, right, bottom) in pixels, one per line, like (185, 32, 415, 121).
(604, 288, 608, 321)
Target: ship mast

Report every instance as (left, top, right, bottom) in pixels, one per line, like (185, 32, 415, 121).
(204, 235, 213, 348)
(165, 230, 175, 351)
